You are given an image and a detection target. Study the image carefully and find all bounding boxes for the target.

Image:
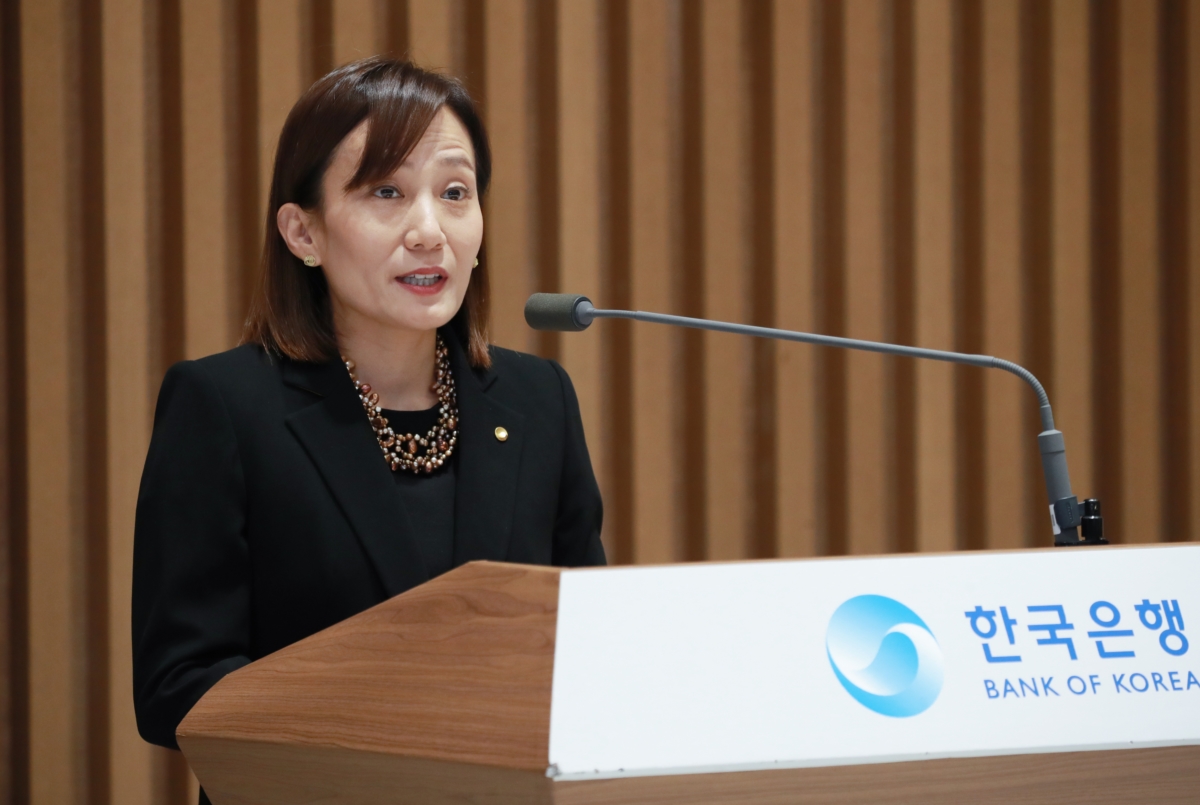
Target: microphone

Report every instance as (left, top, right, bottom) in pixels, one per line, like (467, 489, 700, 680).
(525, 292, 1105, 547)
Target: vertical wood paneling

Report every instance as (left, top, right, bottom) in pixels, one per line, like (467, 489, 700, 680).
(815, 0, 846, 558)
(844, 0, 888, 555)
(701, 0, 749, 560)
(982, 0, 1023, 549)
(101, 0, 155, 801)
(1019, 0, 1053, 548)
(531, 0, 559, 361)
(744, 6, 773, 561)
(888, 0, 916, 555)
(1161, 0, 1190, 544)
(257, 0, 309, 216)
(408, 0, 456, 71)
(913, 0, 956, 551)
(333, 0, 384, 65)
(556, 0, 605, 518)
(21, 0, 84, 800)
(182, 0, 237, 359)
(628, 0, 680, 564)
(1091, 0, 1121, 540)
(484, 0, 532, 351)
(1191, 0, 1200, 544)
(746, 1, 775, 561)
(1051, 0, 1092, 500)
(774, 0, 817, 558)
(232, 1, 260, 345)
(954, 0, 982, 551)
(1118, 0, 1160, 543)
(602, 0, 633, 564)
(0, 1, 14, 794)
(680, 4, 704, 563)
(3, 3, 34, 797)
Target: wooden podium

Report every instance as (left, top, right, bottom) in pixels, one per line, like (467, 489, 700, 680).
(178, 560, 1200, 804)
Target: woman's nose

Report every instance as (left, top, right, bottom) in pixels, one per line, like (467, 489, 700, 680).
(403, 194, 446, 252)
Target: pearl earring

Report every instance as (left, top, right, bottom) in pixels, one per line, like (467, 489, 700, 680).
(303, 255, 318, 267)
(473, 258, 479, 268)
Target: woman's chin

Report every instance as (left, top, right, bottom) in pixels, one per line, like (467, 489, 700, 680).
(338, 287, 464, 336)
(382, 302, 460, 334)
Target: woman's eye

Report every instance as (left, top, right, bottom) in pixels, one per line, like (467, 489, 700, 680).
(374, 186, 400, 199)
(443, 185, 468, 201)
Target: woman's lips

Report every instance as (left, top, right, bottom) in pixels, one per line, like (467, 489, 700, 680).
(397, 269, 447, 295)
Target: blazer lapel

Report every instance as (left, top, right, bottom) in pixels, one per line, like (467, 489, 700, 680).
(446, 331, 527, 564)
(281, 357, 430, 598)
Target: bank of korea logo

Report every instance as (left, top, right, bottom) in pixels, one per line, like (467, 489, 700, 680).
(826, 595, 944, 717)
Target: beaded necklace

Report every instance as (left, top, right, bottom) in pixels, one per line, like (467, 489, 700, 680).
(342, 334, 459, 474)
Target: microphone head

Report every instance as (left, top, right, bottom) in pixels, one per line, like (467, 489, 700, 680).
(525, 293, 594, 332)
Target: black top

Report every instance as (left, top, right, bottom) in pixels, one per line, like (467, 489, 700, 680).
(382, 405, 456, 578)
(131, 327, 606, 755)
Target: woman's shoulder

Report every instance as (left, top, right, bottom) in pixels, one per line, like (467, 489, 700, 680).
(164, 342, 274, 382)
(158, 343, 283, 406)
(192, 341, 276, 372)
(485, 344, 570, 392)
(481, 343, 581, 418)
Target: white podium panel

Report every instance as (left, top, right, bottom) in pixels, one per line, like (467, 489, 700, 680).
(548, 544, 1200, 781)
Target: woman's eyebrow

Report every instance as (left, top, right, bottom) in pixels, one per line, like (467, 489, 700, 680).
(437, 153, 475, 171)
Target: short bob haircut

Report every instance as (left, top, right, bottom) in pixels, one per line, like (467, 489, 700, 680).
(243, 57, 493, 368)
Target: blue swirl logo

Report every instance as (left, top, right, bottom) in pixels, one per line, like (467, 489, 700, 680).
(826, 595, 944, 717)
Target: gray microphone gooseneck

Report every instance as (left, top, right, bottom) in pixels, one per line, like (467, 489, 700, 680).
(525, 292, 1100, 547)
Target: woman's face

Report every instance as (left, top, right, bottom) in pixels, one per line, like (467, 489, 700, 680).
(280, 107, 483, 341)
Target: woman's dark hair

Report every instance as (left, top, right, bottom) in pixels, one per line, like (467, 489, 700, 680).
(242, 57, 493, 368)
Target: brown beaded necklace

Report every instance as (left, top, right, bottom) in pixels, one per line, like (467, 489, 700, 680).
(342, 334, 459, 474)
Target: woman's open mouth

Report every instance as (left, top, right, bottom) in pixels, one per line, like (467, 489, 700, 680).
(401, 273, 444, 287)
(397, 269, 448, 294)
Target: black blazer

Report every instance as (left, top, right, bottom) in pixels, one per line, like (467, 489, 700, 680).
(132, 329, 605, 750)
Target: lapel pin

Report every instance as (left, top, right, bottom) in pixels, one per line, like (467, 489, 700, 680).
(494, 426, 509, 442)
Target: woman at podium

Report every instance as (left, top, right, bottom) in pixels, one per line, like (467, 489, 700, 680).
(130, 57, 606, 782)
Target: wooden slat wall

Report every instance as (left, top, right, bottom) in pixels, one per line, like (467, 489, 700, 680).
(773, 0, 817, 560)
(627, 0, 680, 564)
(1051, 0, 1093, 520)
(701, 0, 749, 561)
(0, 3, 15, 798)
(181, 0, 237, 360)
(1, 0, 1198, 800)
(102, 1, 157, 801)
(914, 0, 956, 553)
(843, 0, 887, 556)
(1119, 0, 1161, 545)
(981, 0, 1022, 551)
(1192, 0, 1200, 549)
(555, 0, 605, 554)
(484, 0, 534, 353)
(20, 2, 85, 802)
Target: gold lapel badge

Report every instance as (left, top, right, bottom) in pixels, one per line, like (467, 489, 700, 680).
(494, 426, 509, 442)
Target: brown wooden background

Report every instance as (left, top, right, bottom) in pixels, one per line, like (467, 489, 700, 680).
(1, 0, 1197, 802)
